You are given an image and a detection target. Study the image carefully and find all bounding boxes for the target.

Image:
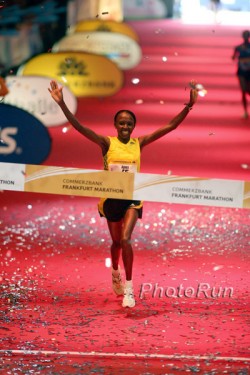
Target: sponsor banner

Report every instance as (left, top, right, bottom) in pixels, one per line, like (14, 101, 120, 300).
(71, 20, 139, 42)
(0, 104, 51, 164)
(3, 76, 77, 127)
(0, 162, 25, 191)
(52, 32, 141, 70)
(244, 181, 250, 208)
(133, 174, 245, 209)
(1, 162, 250, 209)
(17, 52, 123, 97)
(24, 165, 134, 200)
(0, 162, 133, 199)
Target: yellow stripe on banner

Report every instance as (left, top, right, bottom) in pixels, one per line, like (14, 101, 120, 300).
(243, 181, 250, 209)
(24, 165, 134, 200)
(0, 162, 249, 209)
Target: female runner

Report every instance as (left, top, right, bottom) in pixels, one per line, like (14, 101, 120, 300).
(49, 80, 198, 308)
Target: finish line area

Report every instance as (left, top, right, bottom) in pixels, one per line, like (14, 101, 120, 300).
(1, 162, 250, 209)
(1, 14, 250, 374)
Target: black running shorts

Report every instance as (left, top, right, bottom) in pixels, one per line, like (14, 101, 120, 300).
(98, 198, 143, 222)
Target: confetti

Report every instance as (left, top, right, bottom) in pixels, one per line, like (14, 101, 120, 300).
(105, 258, 111, 267)
(135, 99, 144, 104)
(62, 126, 71, 133)
(131, 78, 140, 85)
(213, 265, 224, 271)
(241, 164, 249, 169)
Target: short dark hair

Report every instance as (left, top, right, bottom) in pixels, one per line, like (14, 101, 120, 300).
(114, 110, 137, 125)
(242, 30, 250, 39)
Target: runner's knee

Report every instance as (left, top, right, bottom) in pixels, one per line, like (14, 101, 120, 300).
(111, 240, 121, 249)
(121, 237, 132, 248)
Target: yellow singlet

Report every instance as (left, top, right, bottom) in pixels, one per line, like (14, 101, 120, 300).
(98, 136, 143, 219)
(103, 136, 141, 172)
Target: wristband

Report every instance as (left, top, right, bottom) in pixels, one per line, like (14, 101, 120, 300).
(184, 103, 193, 111)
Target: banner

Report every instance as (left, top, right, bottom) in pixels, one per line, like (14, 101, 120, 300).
(3, 76, 77, 127)
(17, 52, 123, 97)
(1, 162, 249, 209)
(0, 105, 51, 164)
(71, 20, 139, 42)
(52, 32, 142, 70)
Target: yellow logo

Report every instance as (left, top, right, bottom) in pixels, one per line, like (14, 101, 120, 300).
(59, 57, 89, 76)
(18, 52, 124, 97)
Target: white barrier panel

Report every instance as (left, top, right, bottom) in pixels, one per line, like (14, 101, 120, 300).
(52, 32, 142, 70)
(4, 76, 77, 127)
(0, 162, 249, 209)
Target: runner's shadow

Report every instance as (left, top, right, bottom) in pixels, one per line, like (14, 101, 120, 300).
(113, 300, 170, 320)
(124, 308, 160, 320)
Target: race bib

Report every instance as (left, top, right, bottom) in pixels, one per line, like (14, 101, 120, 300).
(109, 163, 137, 173)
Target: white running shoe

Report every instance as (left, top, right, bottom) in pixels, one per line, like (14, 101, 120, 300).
(122, 287, 135, 308)
(112, 267, 124, 295)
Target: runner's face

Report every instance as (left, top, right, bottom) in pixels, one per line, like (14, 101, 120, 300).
(115, 112, 135, 142)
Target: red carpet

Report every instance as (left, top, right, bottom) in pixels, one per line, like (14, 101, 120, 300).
(1, 19, 250, 374)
